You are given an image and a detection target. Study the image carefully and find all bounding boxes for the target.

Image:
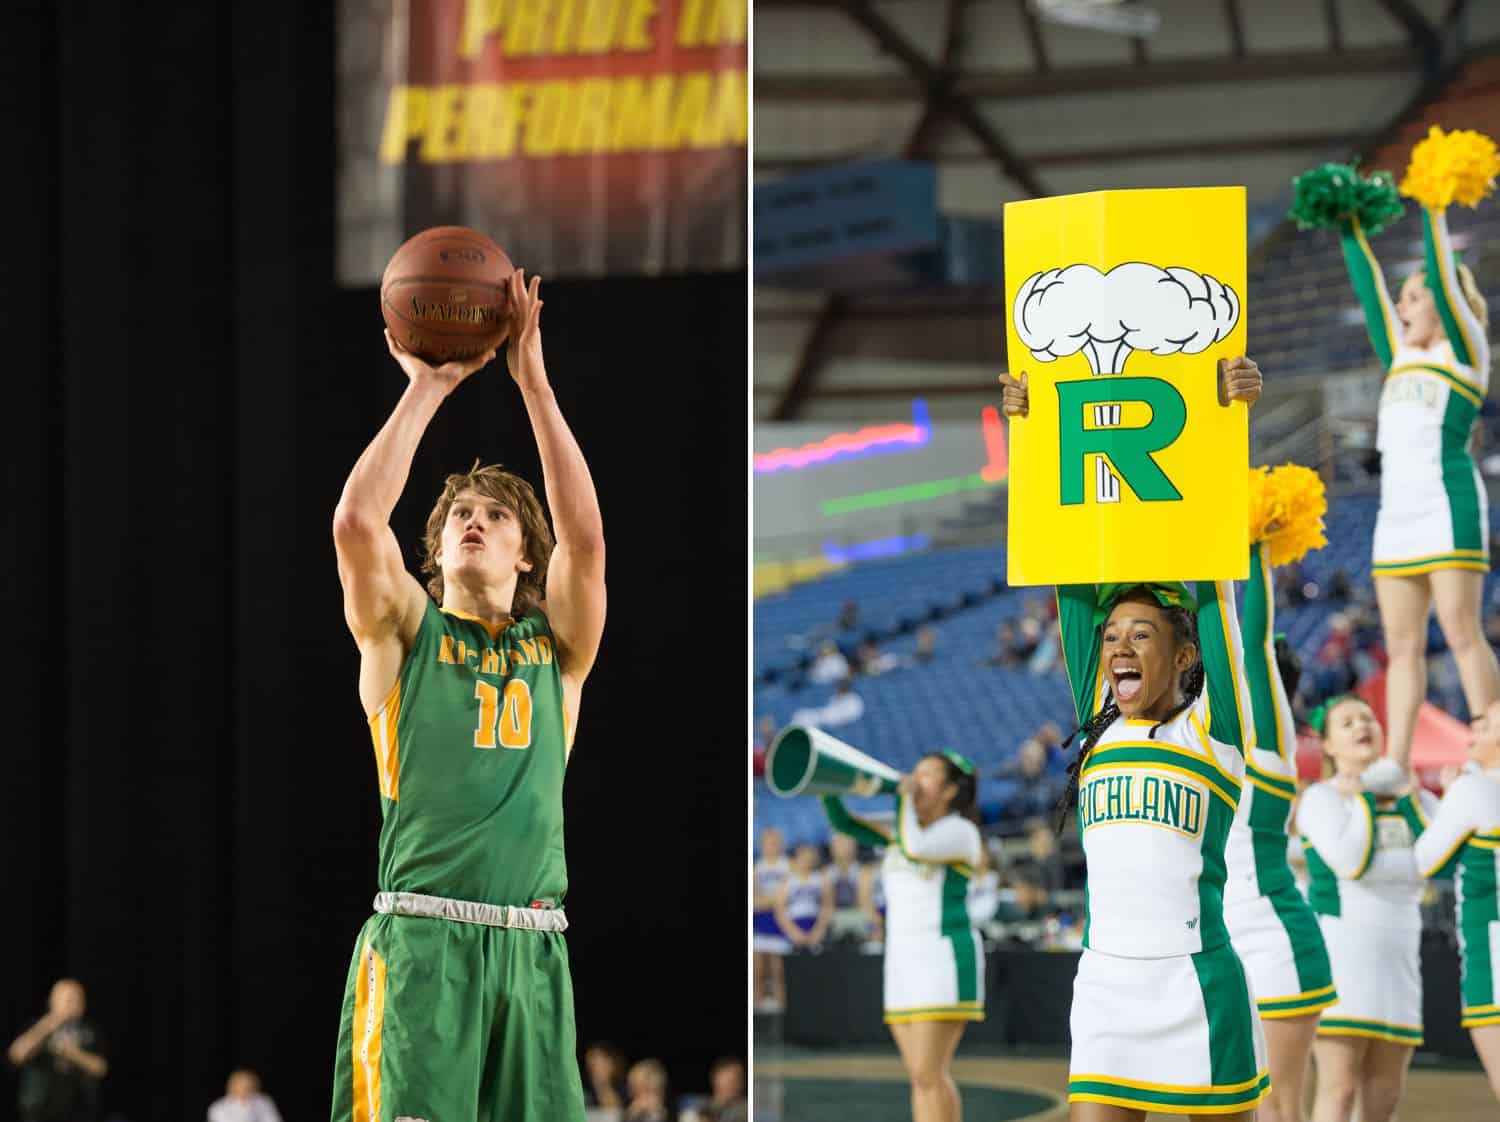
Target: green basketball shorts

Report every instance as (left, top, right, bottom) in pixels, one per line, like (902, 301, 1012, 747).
(329, 904, 585, 1122)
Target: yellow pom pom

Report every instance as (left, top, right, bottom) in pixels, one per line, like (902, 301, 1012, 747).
(1247, 463, 1328, 567)
(1400, 125, 1500, 210)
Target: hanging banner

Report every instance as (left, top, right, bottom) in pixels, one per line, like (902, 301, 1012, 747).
(337, 0, 747, 283)
(1003, 187, 1249, 586)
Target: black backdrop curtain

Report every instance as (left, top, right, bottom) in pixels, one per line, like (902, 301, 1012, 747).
(4, 3, 746, 1119)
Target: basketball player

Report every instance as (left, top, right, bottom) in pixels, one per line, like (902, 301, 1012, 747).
(823, 752, 984, 1122)
(328, 269, 606, 1122)
(1223, 538, 1337, 1122)
(1413, 698, 1500, 1103)
(1296, 696, 1432, 1122)
(1001, 357, 1269, 1120)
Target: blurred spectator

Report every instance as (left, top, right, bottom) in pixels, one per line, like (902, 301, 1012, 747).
(856, 639, 902, 677)
(986, 620, 1037, 668)
(998, 740, 1066, 821)
(1023, 818, 1065, 894)
(836, 599, 860, 632)
(583, 1041, 628, 1113)
(914, 625, 939, 664)
(207, 1070, 281, 1122)
(753, 716, 777, 752)
(1026, 619, 1061, 674)
(753, 829, 790, 1013)
(624, 1059, 670, 1122)
(995, 874, 1052, 924)
(826, 834, 868, 942)
(775, 844, 833, 950)
(1328, 567, 1353, 601)
(9, 979, 108, 1122)
(791, 680, 864, 729)
(707, 1057, 747, 1122)
(808, 641, 849, 685)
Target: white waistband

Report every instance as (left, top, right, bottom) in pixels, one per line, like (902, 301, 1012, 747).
(373, 892, 568, 932)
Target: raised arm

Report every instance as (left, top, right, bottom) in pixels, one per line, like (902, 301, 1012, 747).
(1297, 784, 1376, 878)
(334, 335, 497, 710)
(1421, 205, 1490, 373)
(1413, 775, 1479, 879)
(1240, 543, 1295, 761)
(1057, 583, 1104, 724)
(1338, 217, 1401, 368)
(508, 272, 607, 686)
(1193, 578, 1254, 754)
(822, 796, 895, 849)
(8, 1012, 59, 1066)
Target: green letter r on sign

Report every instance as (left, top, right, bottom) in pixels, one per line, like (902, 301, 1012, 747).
(1056, 377, 1187, 506)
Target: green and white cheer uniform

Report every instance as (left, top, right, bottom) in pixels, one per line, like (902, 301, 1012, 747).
(824, 795, 984, 1024)
(1059, 580, 1270, 1117)
(1223, 544, 1337, 1019)
(1340, 207, 1490, 578)
(1297, 783, 1436, 1045)
(1413, 766, 1500, 1029)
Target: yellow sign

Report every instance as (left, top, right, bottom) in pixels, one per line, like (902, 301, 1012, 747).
(1003, 187, 1249, 586)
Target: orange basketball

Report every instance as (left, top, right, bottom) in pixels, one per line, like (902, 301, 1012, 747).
(380, 226, 514, 364)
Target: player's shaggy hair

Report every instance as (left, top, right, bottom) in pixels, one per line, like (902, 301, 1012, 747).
(1054, 588, 1204, 834)
(421, 462, 554, 618)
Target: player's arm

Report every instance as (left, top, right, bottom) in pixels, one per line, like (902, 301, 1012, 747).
(857, 865, 882, 932)
(52, 1035, 106, 1078)
(1193, 578, 1254, 754)
(1338, 216, 1400, 368)
(895, 791, 982, 866)
(807, 875, 835, 945)
(821, 796, 896, 849)
(7, 1012, 61, 1066)
(1296, 784, 1376, 878)
(333, 336, 498, 670)
(507, 273, 607, 685)
(1421, 205, 1490, 372)
(1056, 584, 1104, 724)
(1240, 543, 1295, 760)
(1413, 777, 1478, 879)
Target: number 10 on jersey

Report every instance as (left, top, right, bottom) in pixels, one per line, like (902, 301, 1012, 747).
(473, 680, 533, 750)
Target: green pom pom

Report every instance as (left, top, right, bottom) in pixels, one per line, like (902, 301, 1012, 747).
(1287, 163, 1405, 235)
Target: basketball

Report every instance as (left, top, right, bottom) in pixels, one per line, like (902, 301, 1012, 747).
(380, 226, 514, 364)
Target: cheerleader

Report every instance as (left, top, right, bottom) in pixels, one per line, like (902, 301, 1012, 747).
(1223, 470, 1339, 1122)
(823, 751, 984, 1122)
(1001, 355, 1269, 1120)
(1412, 698, 1500, 1102)
(753, 826, 790, 1012)
(1313, 128, 1500, 768)
(1295, 695, 1435, 1122)
(773, 844, 834, 950)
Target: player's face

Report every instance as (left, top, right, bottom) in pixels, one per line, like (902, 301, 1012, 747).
(793, 844, 818, 873)
(910, 756, 956, 819)
(760, 828, 784, 858)
(439, 489, 532, 593)
(830, 834, 856, 863)
(1322, 698, 1383, 771)
(1101, 599, 1191, 720)
(1398, 274, 1441, 348)
(48, 980, 85, 1019)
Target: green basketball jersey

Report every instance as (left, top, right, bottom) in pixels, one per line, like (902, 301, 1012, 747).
(366, 600, 571, 907)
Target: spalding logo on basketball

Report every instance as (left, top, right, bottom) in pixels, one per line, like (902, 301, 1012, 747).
(380, 226, 514, 364)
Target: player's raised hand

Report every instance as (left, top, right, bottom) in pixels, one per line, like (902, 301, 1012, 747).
(385, 329, 496, 394)
(505, 269, 547, 390)
(1219, 355, 1262, 406)
(998, 370, 1029, 418)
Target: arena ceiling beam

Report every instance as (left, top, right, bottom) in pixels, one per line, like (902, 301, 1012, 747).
(754, 46, 1421, 102)
(771, 0, 1039, 421)
(755, 129, 1357, 174)
(1371, 0, 1442, 61)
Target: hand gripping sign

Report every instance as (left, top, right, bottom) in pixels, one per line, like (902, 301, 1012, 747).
(1003, 188, 1249, 585)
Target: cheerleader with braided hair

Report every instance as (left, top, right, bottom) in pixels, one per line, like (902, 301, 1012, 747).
(1003, 361, 1269, 1120)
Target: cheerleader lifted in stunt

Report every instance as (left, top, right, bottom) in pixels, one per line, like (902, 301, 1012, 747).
(1300, 127, 1500, 769)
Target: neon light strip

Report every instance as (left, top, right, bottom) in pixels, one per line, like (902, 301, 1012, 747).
(822, 534, 932, 564)
(754, 400, 931, 473)
(821, 472, 1001, 516)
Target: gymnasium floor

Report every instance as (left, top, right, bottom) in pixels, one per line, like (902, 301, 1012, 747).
(755, 1047, 1494, 1121)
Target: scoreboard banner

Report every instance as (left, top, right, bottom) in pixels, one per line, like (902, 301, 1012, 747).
(337, 0, 746, 283)
(1002, 187, 1249, 586)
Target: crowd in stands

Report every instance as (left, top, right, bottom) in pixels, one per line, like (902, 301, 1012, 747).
(582, 1045, 746, 1122)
